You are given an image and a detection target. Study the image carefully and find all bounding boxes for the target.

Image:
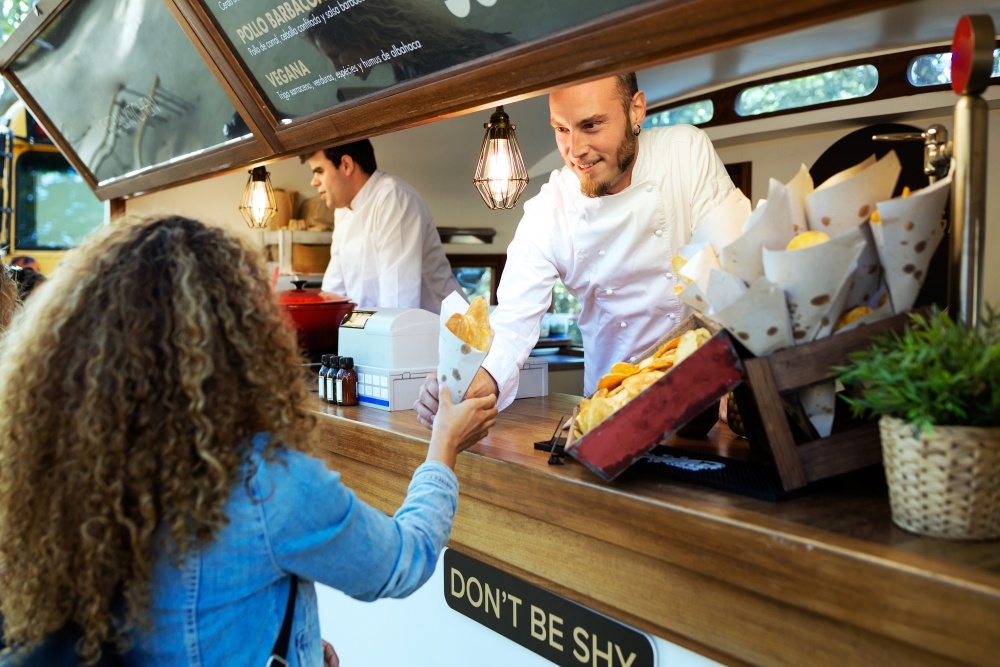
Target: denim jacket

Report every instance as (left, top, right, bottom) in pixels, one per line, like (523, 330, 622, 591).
(124, 434, 458, 666)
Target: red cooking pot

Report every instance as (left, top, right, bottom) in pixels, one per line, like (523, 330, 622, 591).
(276, 280, 355, 354)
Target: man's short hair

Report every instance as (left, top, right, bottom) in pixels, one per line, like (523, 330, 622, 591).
(300, 139, 378, 174)
(615, 72, 639, 114)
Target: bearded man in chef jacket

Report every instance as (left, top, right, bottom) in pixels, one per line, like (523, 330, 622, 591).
(303, 139, 462, 314)
(415, 72, 748, 423)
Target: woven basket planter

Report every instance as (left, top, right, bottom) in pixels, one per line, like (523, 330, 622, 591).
(879, 416, 1000, 540)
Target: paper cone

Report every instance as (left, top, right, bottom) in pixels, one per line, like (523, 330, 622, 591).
(870, 176, 951, 313)
(799, 381, 836, 438)
(762, 227, 867, 343)
(437, 292, 491, 402)
(805, 151, 900, 236)
(720, 198, 791, 284)
(814, 155, 875, 191)
(710, 276, 793, 356)
(679, 243, 721, 293)
(678, 280, 711, 314)
(704, 268, 748, 313)
(691, 188, 752, 249)
(842, 223, 884, 310)
(783, 165, 815, 236)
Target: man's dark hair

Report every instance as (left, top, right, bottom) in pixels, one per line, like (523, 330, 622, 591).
(615, 72, 639, 114)
(300, 139, 377, 174)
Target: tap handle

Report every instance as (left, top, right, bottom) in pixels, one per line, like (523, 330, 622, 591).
(871, 132, 925, 141)
(873, 124, 951, 181)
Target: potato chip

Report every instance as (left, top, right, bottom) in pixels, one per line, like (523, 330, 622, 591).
(834, 305, 872, 331)
(648, 355, 675, 371)
(654, 337, 680, 358)
(609, 362, 640, 375)
(445, 295, 493, 351)
(671, 254, 687, 275)
(621, 370, 663, 396)
(675, 328, 711, 364)
(786, 230, 830, 251)
(597, 372, 629, 391)
(573, 324, 714, 437)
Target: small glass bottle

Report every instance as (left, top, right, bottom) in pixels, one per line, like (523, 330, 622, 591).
(336, 357, 358, 406)
(325, 355, 341, 404)
(317, 355, 330, 400)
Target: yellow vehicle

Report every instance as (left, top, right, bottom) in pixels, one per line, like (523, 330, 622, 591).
(0, 101, 105, 276)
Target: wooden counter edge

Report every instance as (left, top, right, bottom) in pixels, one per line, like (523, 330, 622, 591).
(307, 397, 1000, 667)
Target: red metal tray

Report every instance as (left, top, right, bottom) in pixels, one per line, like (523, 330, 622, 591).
(565, 314, 744, 481)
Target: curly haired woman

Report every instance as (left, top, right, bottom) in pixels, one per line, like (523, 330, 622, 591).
(0, 215, 497, 665)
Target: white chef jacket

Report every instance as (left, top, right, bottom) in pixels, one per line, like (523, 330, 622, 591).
(483, 125, 746, 409)
(321, 170, 462, 314)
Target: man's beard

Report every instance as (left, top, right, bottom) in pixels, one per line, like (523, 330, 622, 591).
(579, 130, 638, 198)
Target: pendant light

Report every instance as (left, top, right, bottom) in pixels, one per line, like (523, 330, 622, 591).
(473, 106, 528, 210)
(239, 166, 277, 228)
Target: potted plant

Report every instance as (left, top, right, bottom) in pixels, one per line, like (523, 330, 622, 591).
(837, 306, 1000, 540)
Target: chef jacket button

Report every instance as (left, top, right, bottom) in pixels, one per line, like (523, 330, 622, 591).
(668, 313, 676, 319)
(646, 184, 653, 192)
(629, 356, 637, 362)
(654, 229, 663, 237)
(605, 288, 613, 295)
(598, 250, 606, 257)
(620, 321, 627, 328)
(665, 272, 673, 279)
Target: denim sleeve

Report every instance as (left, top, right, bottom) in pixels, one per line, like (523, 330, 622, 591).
(250, 447, 459, 602)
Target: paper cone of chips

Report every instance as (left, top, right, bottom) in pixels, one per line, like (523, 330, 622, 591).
(805, 151, 900, 310)
(678, 243, 721, 293)
(710, 276, 794, 356)
(438, 292, 493, 402)
(720, 200, 778, 284)
(869, 176, 951, 313)
(808, 153, 901, 230)
(762, 227, 867, 343)
(691, 188, 752, 250)
(720, 174, 803, 284)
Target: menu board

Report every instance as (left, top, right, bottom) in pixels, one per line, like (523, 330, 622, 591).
(8, 0, 243, 186)
(201, 0, 648, 120)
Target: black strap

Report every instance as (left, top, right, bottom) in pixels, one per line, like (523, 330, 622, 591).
(270, 577, 297, 662)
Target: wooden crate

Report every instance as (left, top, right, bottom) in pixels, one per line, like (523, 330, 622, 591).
(730, 310, 914, 493)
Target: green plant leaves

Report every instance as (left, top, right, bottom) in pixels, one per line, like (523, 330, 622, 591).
(835, 305, 1000, 431)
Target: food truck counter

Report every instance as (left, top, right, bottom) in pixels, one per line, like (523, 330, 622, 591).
(306, 393, 1000, 666)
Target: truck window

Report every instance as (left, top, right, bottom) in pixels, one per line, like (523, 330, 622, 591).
(13, 151, 103, 250)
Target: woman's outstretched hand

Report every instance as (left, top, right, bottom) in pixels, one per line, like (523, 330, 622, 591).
(425, 384, 497, 469)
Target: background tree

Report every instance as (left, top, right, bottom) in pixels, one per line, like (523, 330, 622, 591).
(0, 1, 31, 117)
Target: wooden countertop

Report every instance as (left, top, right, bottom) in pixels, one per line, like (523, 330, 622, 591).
(306, 393, 1000, 667)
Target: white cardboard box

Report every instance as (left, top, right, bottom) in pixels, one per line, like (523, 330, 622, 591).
(354, 358, 549, 412)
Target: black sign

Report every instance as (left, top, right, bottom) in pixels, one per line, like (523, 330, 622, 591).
(200, 0, 647, 121)
(444, 549, 654, 667)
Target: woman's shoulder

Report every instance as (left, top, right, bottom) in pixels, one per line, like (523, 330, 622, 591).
(244, 433, 341, 500)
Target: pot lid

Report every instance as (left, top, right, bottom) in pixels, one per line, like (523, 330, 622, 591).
(277, 279, 352, 306)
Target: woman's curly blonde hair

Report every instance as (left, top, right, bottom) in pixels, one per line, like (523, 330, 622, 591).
(0, 215, 316, 662)
(0, 264, 18, 331)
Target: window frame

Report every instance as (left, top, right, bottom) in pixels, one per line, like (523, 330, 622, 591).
(645, 41, 1000, 129)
